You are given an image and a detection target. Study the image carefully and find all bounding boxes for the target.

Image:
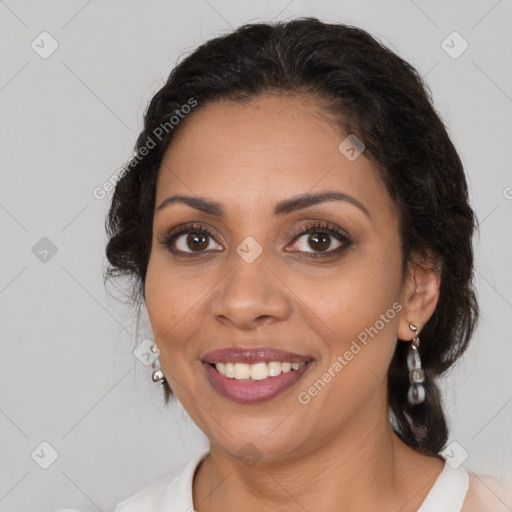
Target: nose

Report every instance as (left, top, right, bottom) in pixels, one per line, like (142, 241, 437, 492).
(210, 251, 292, 331)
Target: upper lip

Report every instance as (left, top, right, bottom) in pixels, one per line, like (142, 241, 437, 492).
(201, 346, 313, 364)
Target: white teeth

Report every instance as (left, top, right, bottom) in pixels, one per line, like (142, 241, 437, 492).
(281, 362, 292, 373)
(225, 362, 235, 378)
(250, 362, 268, 380)
(213, 361, 306, 380)
(234, 363, 251, 380)
(267, 361, 282, 377)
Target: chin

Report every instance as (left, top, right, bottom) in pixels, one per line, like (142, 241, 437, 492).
(207, 419, 308, 464)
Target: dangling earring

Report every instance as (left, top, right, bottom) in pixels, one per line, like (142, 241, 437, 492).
(152, 368, 165, 384)
(407, 324, 425, 405)
(149, 343, 166, 386)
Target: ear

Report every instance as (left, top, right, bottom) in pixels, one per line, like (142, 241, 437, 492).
(397, 252, 441, 341)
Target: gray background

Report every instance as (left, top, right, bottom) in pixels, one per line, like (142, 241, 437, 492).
(1, 0, 511, 511)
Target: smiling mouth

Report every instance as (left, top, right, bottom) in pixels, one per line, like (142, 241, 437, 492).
(203, 359, 314, 404)
(210, 360, 308, 380)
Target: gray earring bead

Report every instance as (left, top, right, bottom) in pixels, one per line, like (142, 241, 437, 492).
(150, 343, 166, 385)
(407, 324, 425, 405)
(152, 368, 165, 384)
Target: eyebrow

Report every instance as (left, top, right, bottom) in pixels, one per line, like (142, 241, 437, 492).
(156, 190, 370, 218)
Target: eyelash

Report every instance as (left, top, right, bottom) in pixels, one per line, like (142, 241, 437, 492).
(157, 221, 352, 259)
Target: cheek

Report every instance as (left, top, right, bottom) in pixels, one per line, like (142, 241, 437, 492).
(291, 247, 403, 342)
(292, 245, 403, 397)
(144, 255, 203, 363)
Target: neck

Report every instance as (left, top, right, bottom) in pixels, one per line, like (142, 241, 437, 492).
(193, 402, 442, 512)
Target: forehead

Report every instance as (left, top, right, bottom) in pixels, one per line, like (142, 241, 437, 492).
(155, 94, 392, 219)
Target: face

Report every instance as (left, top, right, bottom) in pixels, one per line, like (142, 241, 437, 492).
(145, 94, 408, 462)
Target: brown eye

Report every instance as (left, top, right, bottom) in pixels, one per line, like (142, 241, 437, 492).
(158, 224, 223, 255)
(288, 221, 352, 257)
(171, 230, 219, 253)
(182, 232, 210, 251)
(294, 232, 343, 253)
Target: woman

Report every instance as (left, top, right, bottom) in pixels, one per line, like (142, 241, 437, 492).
(103, 17, 494, 511)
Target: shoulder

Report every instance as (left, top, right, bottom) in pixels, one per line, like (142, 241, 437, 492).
(460, 473, 512, 512)
(112, 472, 177, 512)
(112, 451, 209, 512)
(416, 460, 469, 512)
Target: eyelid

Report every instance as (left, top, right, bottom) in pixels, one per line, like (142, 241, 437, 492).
(158, 220, 352, 256)
(287, 220, 350, 242)
(156, 223, 221, 249)
(285, 221, 352, 256)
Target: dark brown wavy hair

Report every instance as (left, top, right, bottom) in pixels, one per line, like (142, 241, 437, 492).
(104, 17, 479, 457)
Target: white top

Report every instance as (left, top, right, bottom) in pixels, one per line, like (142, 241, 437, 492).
(112, 450, 470, 512)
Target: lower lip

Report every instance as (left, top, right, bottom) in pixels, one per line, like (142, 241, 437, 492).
(203, 361, 313, 404)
